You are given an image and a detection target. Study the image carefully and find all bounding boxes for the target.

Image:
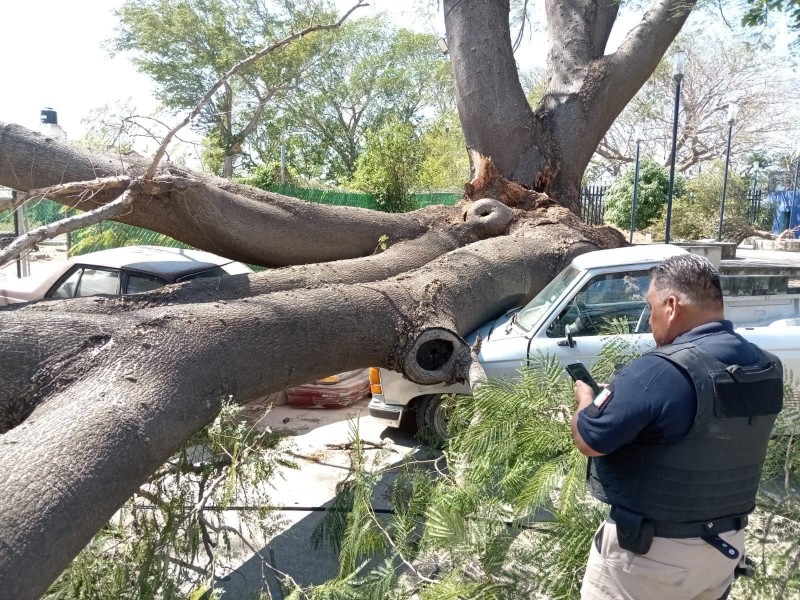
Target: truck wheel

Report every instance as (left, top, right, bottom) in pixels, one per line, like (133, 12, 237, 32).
(415, 394, 448, 447)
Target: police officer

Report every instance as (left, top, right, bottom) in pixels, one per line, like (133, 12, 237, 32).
(571, 253, 783, 600)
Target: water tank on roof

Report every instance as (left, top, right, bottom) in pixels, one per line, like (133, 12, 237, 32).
(39, 107, 67, 140)
(40, 107, 58, 125)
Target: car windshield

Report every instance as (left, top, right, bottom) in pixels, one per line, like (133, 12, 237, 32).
(516, 265, 581, 331)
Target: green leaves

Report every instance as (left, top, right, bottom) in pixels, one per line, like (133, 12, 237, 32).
(352, 120, 424, 212)
(45, 400, 288, 599)
(113, 0, 339, 175)
(603, 157, 680, 231)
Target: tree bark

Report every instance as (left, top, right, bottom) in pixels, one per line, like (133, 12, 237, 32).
(0, 123, 436, 266)
(0, 124, 626, 596)
(444, 0, 696, 212)
(0, 210, 619, 600)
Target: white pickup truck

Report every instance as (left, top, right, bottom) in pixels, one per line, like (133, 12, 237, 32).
(368, 244, 800, 439)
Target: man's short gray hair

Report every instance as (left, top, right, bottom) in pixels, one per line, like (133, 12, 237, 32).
(650, 254, 723, 308)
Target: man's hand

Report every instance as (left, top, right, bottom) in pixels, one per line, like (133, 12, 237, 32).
(571, 381, 606, 457)
(574, 380, 598, 410)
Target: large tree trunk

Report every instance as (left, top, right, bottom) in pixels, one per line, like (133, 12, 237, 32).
(0, 2, 702, 594)
(444, 0, 696, 212)
(0, 125, 624, 598)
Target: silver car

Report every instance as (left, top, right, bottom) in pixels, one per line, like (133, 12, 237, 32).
(0, 245, 252, 306)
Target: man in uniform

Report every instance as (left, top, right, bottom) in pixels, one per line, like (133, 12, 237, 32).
(571, 253, 783, 600)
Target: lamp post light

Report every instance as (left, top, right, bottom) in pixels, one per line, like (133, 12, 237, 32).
(664, 49, 686, 244)
(629, 127, 643, 243)
(717, 102, 738, 241)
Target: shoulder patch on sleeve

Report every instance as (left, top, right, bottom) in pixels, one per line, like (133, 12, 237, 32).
(583, 388, 613, 418)
(593, 388, 612, 409)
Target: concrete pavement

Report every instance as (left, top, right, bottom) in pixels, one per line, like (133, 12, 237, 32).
(217, 399, 426, 598)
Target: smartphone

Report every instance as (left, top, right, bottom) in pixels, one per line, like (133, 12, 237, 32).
(565, 362, 601, 395)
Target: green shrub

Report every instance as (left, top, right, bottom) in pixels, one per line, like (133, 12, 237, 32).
(351, 120, 424, 213)
(603, 158, 682, 231)
(651, 161, 749, 241)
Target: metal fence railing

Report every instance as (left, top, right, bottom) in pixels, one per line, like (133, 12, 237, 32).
(581, 185, 607, 226)
(748, 189, 763, 225)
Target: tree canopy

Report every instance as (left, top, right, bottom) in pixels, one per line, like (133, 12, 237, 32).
(113, 0, 339, 177)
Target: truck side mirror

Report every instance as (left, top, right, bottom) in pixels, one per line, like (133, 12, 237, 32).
(558, 323, 576, 348)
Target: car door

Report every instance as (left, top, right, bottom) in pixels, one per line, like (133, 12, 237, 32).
(123, 271, 168, 295)
(528, 269, 656, 369)
(46, 266, 121, 299)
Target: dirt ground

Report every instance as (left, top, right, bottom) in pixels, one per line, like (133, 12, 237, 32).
(0, 239, 69, 283)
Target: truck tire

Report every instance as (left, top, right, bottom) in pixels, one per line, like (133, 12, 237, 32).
(415, 394, 448, 447)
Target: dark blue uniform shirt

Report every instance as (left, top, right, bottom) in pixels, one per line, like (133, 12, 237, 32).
(577, 320, 762, 455)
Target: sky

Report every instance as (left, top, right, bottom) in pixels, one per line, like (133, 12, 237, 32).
(0, 0, 447, 138)
(1, 1, 158, 136)
(0, 0, 608, 139)
(1, 1, 796, 146)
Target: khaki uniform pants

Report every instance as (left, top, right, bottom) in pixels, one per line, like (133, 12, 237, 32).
(581, 520, 745, 600)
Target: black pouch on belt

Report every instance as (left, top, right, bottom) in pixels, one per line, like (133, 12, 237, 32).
(611, 506, 654, 555)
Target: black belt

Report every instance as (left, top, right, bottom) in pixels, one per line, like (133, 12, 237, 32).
(650, 515, 747, 538)
(608, 512, 748, 538)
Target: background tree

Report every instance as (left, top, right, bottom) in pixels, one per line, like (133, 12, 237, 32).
(594, 32, 798, 177)
(602, 158, 681, 231)
(648, 161, 748, 240)
(417, 112, 471, 193)
(270, 18, 451, 182)
(740, 0, 800, 39)
(113, 0, 335, 178)
(351, 120, 424, 212)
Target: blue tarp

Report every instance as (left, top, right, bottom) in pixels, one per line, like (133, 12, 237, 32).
(765, 191, 800, 238)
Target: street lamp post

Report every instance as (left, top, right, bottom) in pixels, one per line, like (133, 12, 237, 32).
(629, 127, 643, 243)
(665, 49, 686, 244)
(751, 161, 760, 223)
(791, 147, 800, 237)
(717, 102, 738, 241)
(280, 143, 286, 186)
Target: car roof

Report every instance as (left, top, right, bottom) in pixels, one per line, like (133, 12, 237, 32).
(68, 245, 235, 280)
(571, 243, 689, 271)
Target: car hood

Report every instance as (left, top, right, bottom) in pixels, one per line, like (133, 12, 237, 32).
(0, 272, 58, 306)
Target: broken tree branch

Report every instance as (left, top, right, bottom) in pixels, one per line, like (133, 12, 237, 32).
(0, 188, 133, 267)
(14, 175, 131, 205)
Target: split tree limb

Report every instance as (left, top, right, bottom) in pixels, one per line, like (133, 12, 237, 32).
(0, 187, 135, 267)
(0, 123, 434, 267)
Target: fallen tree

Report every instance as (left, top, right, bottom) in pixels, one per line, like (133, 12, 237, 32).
(0, 0, 696, 596)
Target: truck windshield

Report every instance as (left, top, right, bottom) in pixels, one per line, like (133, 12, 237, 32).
(516, 266, 580, 331)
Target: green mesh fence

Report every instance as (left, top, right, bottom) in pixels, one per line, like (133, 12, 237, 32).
(265, 184, 379, 209)
(264, 185, 461, 209)
(412, 192, 461, 207)
(1, 187, 462, 257)
(69, 222, 187, 256)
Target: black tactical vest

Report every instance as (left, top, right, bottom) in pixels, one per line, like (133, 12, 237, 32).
(588, 340, 783, 527)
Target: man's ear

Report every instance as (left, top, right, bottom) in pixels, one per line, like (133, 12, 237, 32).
(665, 295, 679, 319)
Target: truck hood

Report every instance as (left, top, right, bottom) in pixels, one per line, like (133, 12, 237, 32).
(466, 309, 523, 346)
